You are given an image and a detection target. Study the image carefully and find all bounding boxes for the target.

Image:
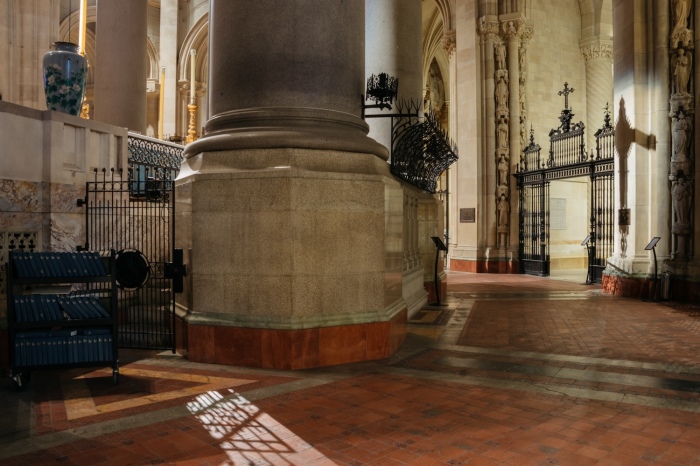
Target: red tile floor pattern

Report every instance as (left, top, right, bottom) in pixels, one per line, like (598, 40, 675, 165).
(2, 271, 700, 465)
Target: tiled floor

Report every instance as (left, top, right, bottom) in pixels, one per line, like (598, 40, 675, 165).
(2, 271, 700, 465)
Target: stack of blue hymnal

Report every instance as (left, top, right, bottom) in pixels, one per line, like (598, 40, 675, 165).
(14, 328, 113, 366)
(13, 295, 110, 322)
(10, 251, 108, 278)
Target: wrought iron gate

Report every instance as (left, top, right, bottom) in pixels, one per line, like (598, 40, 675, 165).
(81, 135, 183, 350)
(515, 85, 615, 283)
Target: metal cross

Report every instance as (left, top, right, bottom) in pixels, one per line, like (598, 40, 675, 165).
(558, 82, 575, 110)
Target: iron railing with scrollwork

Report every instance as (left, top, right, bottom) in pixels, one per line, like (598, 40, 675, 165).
(390, 102, 458, 193)
(127, 133, 184, 200)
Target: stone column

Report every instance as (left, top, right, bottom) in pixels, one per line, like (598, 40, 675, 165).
(159, 0, 178, 138)
(0, 0, 60, 110)
(504, 19, 521, 254)
(580, 38, 614, 153)
(445, 30, 457, 257)
(480, 17, 499, 256)
(93, 0, 147, 133)
(177, 0, 404, 370)
(365, 0, 422, 153)
(190, 0, 384, 158)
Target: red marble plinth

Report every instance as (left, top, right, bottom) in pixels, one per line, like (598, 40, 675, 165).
(181, 309, 407, 370)
(450, 259, 518, 274)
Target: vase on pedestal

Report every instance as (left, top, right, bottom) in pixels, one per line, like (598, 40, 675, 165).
(43, 42, 87, 116)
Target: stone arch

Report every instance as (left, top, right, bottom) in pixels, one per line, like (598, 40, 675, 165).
(423, 3, 450, 115)
(433, 0, 455, 31)
(178, 13, 209, 85)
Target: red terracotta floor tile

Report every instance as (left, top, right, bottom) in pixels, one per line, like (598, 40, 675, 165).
(4, 273, 700, 465)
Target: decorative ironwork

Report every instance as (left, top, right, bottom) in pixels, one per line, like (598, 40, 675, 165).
(365, 73, 399, 110)
(81, 168, 176, 351)
(518, 126, 542, 173)
(390, 102, 458, 193)
(515, 93, 615, 281)
(127, 133, 184, 201)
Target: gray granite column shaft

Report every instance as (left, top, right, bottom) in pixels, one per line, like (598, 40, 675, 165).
(93, 0, 147, 133)
(187, 0, 385, 159)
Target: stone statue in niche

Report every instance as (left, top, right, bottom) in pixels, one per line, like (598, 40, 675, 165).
(498, 154, 509, 186)
(672, 0, 691, 40)
(497, 116, 509, 149)
(497, 194, 509, 228)
(495, 43, 506, 71)
(672, 48, 692, 95)
(671, 110, 692, 175)
(427, 61, 445, 114)
(672, 174, 692, 234)
(496, 75, 509, 110)
(519, 47, 526, 72)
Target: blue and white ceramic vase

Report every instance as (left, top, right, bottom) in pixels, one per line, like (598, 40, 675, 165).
(43, 42, 87, 116)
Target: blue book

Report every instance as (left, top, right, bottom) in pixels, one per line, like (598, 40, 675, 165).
(80, 251, 97, 276)
(58, 252, 74, 277)
(92, 252, 109, 276)
(28, 297, 40, 322)
(42, 253, 58, 277)
(11, 251, 28, 278)
(71, 252, 90, 277)
(14, 296, 25, 322)
(85, 298, 110, 318)
(51, 253, 68, 277)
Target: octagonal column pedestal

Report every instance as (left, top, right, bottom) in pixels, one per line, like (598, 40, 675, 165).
(174, 0, 407, 369)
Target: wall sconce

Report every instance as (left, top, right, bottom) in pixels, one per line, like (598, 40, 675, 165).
(364, 72, 399, 112)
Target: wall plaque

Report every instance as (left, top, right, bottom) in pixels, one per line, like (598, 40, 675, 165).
(460, 208, 475, 223)
(550, 198, 566, 230)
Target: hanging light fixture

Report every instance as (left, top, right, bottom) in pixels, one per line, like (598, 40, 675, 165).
(365, 72, 399, 110)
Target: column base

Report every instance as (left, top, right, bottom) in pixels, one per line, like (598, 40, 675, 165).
(177, 309, 407, 370)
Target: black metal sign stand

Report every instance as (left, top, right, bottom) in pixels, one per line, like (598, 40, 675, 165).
(430, 236, 448, 306)
(644, 236, 661, 301)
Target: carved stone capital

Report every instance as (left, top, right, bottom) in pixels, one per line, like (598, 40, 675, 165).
(479, 17, 500, 43)
(502, 19, 525, 41)
(443, 30, 456, 57)
(580, 39, 613, 62)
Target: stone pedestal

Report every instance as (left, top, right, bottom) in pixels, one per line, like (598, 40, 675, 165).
(176, 0, 405, 369)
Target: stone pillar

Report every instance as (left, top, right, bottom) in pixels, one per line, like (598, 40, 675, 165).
(480, 17, 499, 256)
(177, 0, 404, 370)
(580, 38, 614, 153)
(191, 0, 384, 158)
(445, 30, 457, 259)
(504, 19, 521, 254)
(605, 0, 672, 298)
(93, 0, 147, 133)
(365, 0, 422, 153)
(0, 0, 60, 110)
(159, 0, 178, 138)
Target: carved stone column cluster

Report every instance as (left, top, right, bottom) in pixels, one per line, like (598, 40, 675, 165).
(492, 19, 532, 250)
(669, 0, 694, 259)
